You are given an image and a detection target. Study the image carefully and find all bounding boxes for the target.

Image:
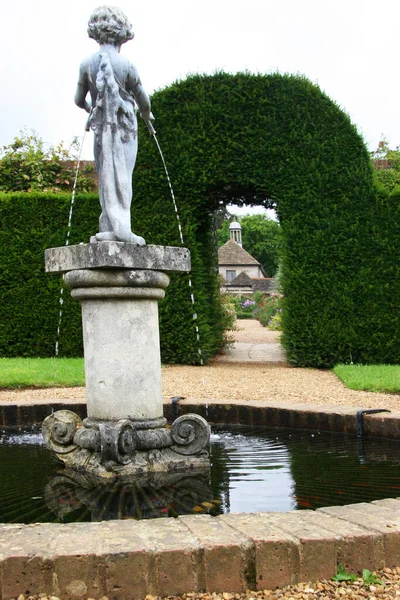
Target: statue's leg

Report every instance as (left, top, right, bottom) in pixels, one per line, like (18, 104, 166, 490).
(93, 132, 115, 240)
(122, 138, 144, 244)
(108, 136, 144, 244)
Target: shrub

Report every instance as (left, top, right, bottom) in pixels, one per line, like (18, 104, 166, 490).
(218, 294, 238, 349)
(0, 131, 96, 193)
(254, 293, 283, 329)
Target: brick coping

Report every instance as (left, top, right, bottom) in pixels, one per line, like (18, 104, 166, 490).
(1, 397, 400, 439)
(1, 399, 400, 598)
(1, 500, 400, 599)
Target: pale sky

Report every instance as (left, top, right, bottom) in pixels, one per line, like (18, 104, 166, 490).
(1, 0, 399, 169)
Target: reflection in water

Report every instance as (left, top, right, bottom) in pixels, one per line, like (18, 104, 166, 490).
(44, 468, 219, 521)
(1, 426, 400, 523)
(210, 431, 295, 512)
(289, 432, 400, 509)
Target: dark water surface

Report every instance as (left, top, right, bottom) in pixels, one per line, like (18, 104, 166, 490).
(1, 426, 400, 523)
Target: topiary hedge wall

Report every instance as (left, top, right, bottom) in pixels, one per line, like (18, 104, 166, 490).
(0, 193, 96, 357)
(1, 71, 399, 366)
(132, 72, 400, 367)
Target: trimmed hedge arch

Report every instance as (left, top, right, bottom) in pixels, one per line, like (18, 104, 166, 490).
(0, 72, 399, 366)
(131, 71, 400, 367)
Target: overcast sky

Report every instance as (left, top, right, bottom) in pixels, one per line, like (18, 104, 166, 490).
(1, 0, 399, 171)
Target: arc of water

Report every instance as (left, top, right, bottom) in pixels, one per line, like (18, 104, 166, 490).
(55, 131, 87, 357)
(153, 134, 204, 365)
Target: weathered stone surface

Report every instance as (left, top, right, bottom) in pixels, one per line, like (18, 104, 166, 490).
(65, 268, 170, 289)
(133, 518, 202, 596)
(0, 524, 57, 599)
(219, 513, 300, 589)
(372, 498, 400, 510)
(3, 504, 400, 597)
(48, 522, 105, 599)
(180, 514, 254, 592)
(45, 242, 190, 273)
(74, 6, 154, 244)
(319, 502, 400, 565)
(96, 521, 152, 599)
(262, 512, 340, 582)
(363, 412, 400, 439)
(284, 509, 385, 573)
(82, 294, 163, 421)
(43, 409, 210, 477)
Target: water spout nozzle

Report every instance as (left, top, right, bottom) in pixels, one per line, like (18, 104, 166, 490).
(147, 121, 156, 136)
(144, 112, 156, 136)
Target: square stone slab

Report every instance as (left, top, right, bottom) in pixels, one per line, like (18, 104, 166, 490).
(45, 242, 191, 273)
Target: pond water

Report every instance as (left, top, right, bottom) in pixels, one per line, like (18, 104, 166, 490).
(1, 426, 400, 523)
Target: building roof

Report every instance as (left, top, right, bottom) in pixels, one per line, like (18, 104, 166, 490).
(229, 221, 241, 229)
(229, 271, 254, 287)
(218, 239, 260, 266)
(252, 278, 275, 292)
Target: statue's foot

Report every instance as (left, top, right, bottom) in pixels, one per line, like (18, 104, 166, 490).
(89, 231, 146, 245)
(95, 231, 118, 242)
(130, 233, 146, 246)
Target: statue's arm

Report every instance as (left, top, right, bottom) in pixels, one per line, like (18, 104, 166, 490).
(128, 66, 155, 132)
(74, 63, 92, 113)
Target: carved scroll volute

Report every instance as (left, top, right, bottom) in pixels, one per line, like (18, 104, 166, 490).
(99, 420, 136, 465)
(42, 410, 83, 454)
(170, 414, 210, 455)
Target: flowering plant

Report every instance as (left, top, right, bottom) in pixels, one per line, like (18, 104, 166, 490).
(254, 293, 284, 330)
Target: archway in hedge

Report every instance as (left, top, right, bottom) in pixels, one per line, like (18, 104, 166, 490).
(131, 72, 397, 367)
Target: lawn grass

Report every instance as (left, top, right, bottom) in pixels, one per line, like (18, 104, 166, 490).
(333, 364, 400, 393)
(0, 358, 85, 388)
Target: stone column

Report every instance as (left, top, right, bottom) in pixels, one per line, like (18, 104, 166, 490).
(45, 242, 190, 423)
(64, 268, 168, 421)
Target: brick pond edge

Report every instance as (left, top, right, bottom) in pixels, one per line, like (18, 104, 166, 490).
(1, 398, 400, 599)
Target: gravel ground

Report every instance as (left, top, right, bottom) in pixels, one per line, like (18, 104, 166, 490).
(9, 567, 400, 599)
(0, 321, 399, 411)
(232, 320, 282, 344)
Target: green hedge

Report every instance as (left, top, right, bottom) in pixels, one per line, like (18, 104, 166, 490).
(1, 71, 399, 366)
(133, 72, 400, 367)
(0, 193, 95, 357)
(0, 191, 220, 362)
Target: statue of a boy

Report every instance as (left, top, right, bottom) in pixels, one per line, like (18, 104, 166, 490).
(74, 6, 154, 244)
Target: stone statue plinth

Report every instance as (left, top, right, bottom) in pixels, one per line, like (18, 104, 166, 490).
(43, 242, 210, 478)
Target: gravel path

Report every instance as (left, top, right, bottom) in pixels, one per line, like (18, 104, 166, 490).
(0, 320, 399, 411)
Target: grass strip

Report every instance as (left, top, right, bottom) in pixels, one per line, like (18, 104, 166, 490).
(0, 358, 85, 388)
(333, 364, 400, 393)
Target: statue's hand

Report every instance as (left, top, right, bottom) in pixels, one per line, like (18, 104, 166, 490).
(142, 111, 156, 136)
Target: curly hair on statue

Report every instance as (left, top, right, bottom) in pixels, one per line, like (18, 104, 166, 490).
(87, 5, 134, 46)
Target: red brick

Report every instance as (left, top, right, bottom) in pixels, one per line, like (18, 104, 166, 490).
(180, 514, 254, 592)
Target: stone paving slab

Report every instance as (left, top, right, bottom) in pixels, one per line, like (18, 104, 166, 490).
(217, 342, 286, 363)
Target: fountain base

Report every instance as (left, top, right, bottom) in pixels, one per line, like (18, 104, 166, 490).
(43, 410, 210, 480)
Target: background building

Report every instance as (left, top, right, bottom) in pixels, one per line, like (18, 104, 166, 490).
(218, 222, 274, 294)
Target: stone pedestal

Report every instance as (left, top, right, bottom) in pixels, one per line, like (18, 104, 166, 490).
(43, 242, 210, 478)
(64, 268, 168, 422)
